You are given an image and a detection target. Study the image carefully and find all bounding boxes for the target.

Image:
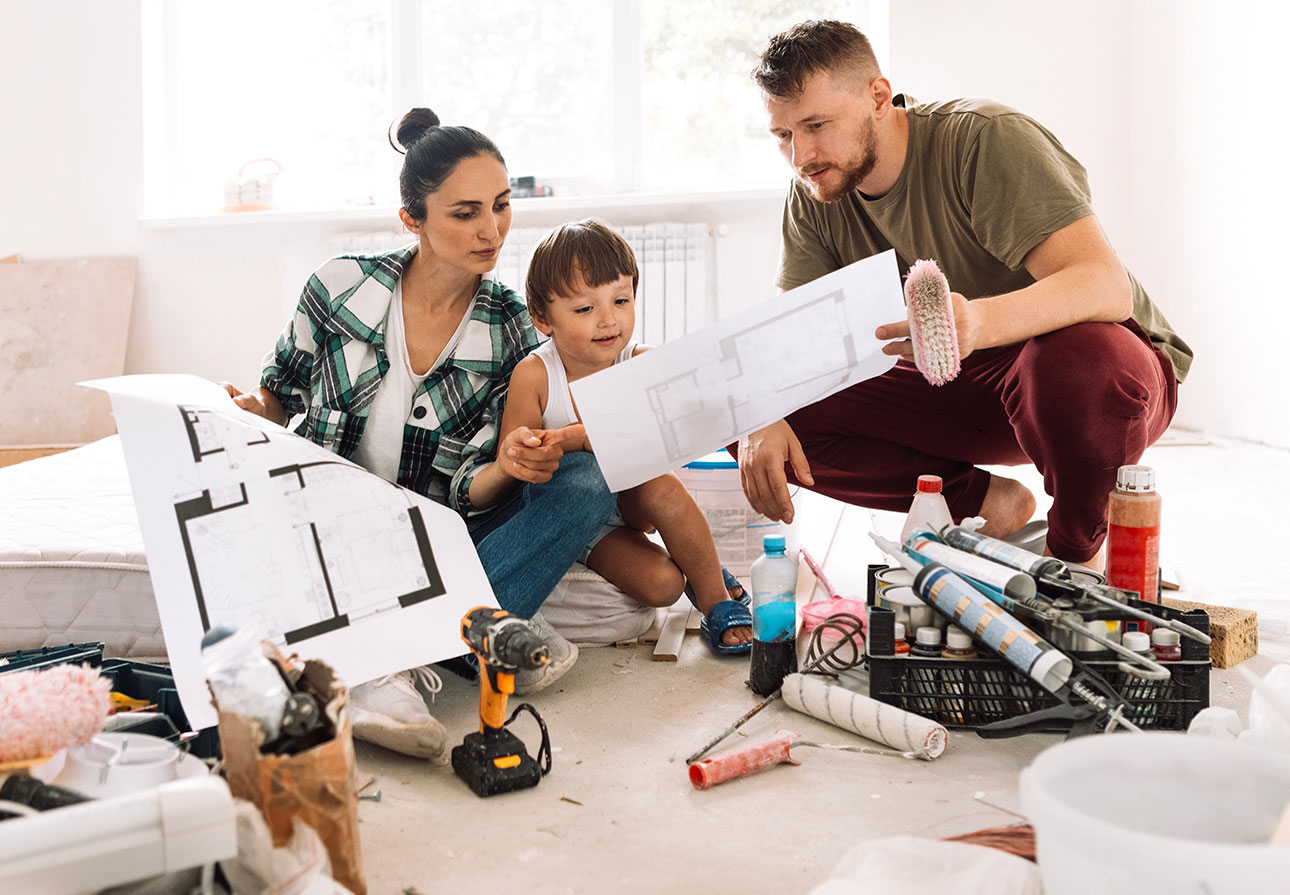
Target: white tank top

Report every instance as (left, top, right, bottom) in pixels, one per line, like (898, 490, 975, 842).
(353, 281, 475, 482)
(532, 338, 636, 429)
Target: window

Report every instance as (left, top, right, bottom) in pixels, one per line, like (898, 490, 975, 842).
(145, 0, 883, 215)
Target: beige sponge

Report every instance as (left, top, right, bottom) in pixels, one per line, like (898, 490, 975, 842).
(1161, 597, 1258, 668)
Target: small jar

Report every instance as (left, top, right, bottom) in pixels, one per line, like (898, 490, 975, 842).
(1151, 627, 1182, 662)
(910, 626, 943, 657)
(941, 626, 978, 660)
(892, 622, 910, 655)
(1122, 630, 1151, 657)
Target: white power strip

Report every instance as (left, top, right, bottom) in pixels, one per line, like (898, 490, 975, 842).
(0, 775, 236, 895)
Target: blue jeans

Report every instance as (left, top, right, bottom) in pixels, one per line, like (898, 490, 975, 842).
(468, 452, 616, 619)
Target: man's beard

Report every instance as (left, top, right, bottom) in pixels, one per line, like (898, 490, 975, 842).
(802, 117, 878, 203)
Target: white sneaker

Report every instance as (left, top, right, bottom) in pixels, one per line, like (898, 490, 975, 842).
(349, 666, 447, 762)
(514, 612, 579, 696)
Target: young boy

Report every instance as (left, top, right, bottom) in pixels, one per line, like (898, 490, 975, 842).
(500, 219, 751, 652)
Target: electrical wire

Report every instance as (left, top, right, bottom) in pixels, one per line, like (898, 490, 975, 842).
(803, 612, 866, 674)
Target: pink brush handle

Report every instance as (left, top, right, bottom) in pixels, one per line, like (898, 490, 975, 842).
(798, 547, 838, 599)
(688, 729, 801, 790)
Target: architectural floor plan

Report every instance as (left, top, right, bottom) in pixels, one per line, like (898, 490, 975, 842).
(574, 251, 906, 491)
(86, 375, 492, 730)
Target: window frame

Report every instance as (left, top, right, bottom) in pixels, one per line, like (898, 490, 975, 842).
(142, 0, 887, 219)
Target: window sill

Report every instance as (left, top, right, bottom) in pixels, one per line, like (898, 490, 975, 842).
(140, 187, 785, 230)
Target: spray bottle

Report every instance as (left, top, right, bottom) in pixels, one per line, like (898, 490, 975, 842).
(900, 475, 954, 544)
(1105, 465, 1162, 634)
(749, 535, 798, 696)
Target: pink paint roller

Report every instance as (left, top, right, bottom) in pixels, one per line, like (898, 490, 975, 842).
(689, 729, 801, 790)
(904, 258, 961, 386)
(0, 664, 112, 768)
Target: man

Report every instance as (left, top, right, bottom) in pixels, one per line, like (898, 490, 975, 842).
(735, 20, 1191, 568)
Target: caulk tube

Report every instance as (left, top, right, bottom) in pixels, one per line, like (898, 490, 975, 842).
(904, 530, 1038, 601)
(940, 525, 1066, 579)
(873, 533, 1070, 692)
(915, 564, 1071, 693)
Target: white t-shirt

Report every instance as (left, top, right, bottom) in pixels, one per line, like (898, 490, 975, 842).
(352, 281, 475, 483)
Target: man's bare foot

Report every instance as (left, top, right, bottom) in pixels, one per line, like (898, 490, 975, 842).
(975, 474, 1036, 538)
(1045, 544, 1105, 573)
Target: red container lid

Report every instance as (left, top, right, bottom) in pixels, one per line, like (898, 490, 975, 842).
(916, 475, 943, 493)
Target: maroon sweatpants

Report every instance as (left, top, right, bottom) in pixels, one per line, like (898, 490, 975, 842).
(731, 320, 1178, 562)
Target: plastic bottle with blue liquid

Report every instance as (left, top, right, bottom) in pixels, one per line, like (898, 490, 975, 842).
(749, 535, 798, 695)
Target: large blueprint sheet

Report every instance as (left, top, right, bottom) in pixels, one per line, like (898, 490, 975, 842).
(571, 251, 905, 492)
(85, 374, 496, 730)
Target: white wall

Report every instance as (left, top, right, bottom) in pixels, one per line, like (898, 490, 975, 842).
(2, 1, 1286, 446)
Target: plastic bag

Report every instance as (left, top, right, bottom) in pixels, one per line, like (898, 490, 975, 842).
(808, 835, 1041, 895)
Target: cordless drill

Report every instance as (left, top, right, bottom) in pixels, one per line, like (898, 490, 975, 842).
(451, 606, 552, 797)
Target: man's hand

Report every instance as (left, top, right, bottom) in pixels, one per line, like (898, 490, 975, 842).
(875, 291, 980, 362)
(496, 425, 566, 484)
(738, 419, 813, 524)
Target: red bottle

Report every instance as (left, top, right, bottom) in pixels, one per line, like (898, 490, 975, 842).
(1106, 465, 1161, 635)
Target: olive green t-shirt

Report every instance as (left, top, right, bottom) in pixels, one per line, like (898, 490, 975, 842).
(777, 95, 1192, 381)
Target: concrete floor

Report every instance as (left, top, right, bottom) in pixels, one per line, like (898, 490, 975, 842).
(351, 432, 1290, 894)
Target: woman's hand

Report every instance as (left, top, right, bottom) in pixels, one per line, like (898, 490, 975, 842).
(495, 425, 566, 484)
(219, 382, 287, 425)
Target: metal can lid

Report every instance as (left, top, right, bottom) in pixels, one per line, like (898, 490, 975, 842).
(916, 474, 943, 493)
(1123, 630, 1151, 652)
(915, 626, 942, 646)
(1116, 465, 1156, 492)
(1151, 627, 1181, 647)
(946, 627, 974, 649)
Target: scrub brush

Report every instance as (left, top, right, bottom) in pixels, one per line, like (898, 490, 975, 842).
(904, 259, 961, 386)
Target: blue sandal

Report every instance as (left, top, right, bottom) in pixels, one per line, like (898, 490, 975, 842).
(685, 568, 752, 655)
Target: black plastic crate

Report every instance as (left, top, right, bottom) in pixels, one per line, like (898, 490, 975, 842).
(100, 658, 221, 759)
(866, 604, 1211, 731)
(0, 642, 105, 674)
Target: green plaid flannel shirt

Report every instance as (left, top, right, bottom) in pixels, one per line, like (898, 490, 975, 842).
(260, 246, 539, 515)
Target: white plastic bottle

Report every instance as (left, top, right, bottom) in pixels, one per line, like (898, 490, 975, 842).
(749, 535, 798, 695)
(899, 474, 954, 544)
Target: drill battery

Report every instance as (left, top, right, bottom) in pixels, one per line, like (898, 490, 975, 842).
(452, 727, 542, 797)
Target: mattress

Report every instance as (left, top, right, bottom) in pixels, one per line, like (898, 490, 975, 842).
(0, 436, 651, 660)
(0, 437, 165, 660)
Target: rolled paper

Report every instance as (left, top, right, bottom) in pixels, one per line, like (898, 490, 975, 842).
(780, 673, 947, 760)
(688, 728, 801, 790)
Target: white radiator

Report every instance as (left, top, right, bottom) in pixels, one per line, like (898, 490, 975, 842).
(332, 221, 715, 344)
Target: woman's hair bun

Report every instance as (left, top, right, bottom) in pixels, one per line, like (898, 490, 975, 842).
(391, 107, 441, 154)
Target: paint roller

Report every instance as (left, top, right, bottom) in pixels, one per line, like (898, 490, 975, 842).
(688, 679, 949, 790)
(905, 258, 961, 386)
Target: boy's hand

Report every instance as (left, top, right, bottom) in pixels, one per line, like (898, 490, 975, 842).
(550, 422, 590, 454)
(497, 425, 566, 483)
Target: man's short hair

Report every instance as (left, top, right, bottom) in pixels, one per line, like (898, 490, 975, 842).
(525, 218, 639, 322)
(752, 19, 881, 99)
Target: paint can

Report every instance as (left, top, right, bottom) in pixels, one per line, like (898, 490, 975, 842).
(874, 568, 941, 634)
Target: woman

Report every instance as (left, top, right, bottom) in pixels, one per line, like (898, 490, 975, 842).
(224, 108, 615, 759)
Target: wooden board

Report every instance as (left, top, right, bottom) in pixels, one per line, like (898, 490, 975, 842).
(0, 258, 136, 446)
(0, 446, 76, 468)
(651, 603, 690, 662)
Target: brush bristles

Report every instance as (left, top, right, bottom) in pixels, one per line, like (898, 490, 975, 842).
(904, 259, 961, 386)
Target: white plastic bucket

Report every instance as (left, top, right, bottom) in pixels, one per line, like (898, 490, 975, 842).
(675, 450, 797, 579)
(1020, 732, 1290, 894)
